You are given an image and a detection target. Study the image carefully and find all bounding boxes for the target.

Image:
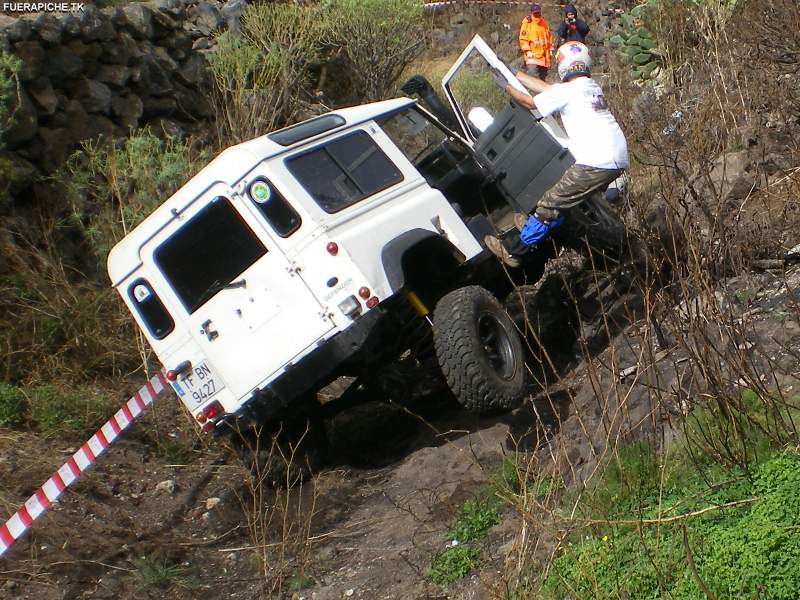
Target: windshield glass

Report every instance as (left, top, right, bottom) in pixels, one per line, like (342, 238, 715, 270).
(378, 107, 449, 167)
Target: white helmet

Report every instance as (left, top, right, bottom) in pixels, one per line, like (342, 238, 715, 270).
(556, 41, 592, 82)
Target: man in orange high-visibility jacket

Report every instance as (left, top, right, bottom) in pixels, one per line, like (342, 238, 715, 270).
(518, 3, 554, 81)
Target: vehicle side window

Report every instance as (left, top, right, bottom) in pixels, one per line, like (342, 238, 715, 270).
(286, 130, 403, 213)
(155, 196, 266, 314)
(379, 108, 448, 166)
(247, 178, 301, 237)
(128, 279, 174, 340)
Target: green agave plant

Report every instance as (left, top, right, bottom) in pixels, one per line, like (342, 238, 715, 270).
(608, 0, 661, 82)
(609, 0, 739, 82)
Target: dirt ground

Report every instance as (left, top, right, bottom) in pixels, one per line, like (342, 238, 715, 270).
(0, 388, 544, 599)
(2, 262, 799, 600)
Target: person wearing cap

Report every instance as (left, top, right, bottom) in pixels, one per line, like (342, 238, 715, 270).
(484, 42, 628, 267)
(557, 4, 590, 44)
(518, 3, 554, 81)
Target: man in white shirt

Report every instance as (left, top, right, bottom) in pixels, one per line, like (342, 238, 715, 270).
(484, 41, 629, 267)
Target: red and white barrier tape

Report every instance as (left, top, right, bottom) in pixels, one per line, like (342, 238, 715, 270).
(0, 371, 170, 559)
(425, 1, 531, 6)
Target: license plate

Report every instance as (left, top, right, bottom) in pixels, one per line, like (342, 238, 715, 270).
(170, 362, 225, 409)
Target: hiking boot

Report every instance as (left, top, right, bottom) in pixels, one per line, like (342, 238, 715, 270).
(484, 235, 521, 268)
(514, 213, 529, 231)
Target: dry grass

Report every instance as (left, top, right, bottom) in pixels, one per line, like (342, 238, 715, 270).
(484, 1, 800, 596)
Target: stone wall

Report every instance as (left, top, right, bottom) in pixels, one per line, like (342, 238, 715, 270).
(0, 0, 245, 189)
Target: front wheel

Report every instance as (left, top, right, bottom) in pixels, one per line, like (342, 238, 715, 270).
(432, 286, 527, 413)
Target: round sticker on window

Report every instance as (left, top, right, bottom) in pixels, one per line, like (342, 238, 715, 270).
(133, 284, 152, 303)
(250, 180, 272, 204)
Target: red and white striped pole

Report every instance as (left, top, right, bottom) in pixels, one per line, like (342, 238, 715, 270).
(0, 371, 171, 559)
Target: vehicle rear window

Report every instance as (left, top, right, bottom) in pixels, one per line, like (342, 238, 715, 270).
(286, 130, 403, 213)
(247, 178, 301, 237)
(128, 278, 174, 340)
(155, 196, 266, 314)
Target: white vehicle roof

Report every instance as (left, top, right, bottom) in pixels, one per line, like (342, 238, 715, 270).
(107, 97, 417, 286)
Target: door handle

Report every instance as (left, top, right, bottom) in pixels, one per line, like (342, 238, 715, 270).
(201, 319, 219, 341)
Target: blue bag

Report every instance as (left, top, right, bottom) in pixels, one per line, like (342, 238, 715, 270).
(519, 214, 564, 246)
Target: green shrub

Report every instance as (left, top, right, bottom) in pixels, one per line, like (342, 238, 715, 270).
(428, 545, 481, 585)
(206, 2, 324, 144)
(130, 556, 195, 591)
(62, 128, 206, 261)
(324, 0, 427, 101)
(448, 495, 500, 542)
(0, 382, 26, 428)
(540, 452, 800, 600)
(609, 0, 739, 83)
(684, 388, 800, 471)
(27, 384, 115, 438)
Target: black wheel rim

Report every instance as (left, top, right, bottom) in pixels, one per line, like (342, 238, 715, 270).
(477, 312, 515, 380)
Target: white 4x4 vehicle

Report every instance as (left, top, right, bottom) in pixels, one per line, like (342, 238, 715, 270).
(108, 37, 625, 480)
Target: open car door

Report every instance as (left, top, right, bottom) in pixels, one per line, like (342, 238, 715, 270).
(442, 35, 574, 214)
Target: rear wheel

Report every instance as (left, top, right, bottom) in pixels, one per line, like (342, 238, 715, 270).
(432, 286, 527, 413)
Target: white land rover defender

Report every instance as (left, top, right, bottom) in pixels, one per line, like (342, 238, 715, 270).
(107, 37, 625, 481)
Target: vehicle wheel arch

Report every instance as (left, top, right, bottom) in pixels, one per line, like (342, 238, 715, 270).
(381, 228, 466, 293)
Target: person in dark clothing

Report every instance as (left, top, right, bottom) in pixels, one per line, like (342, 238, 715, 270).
(557, 4, 590, 44)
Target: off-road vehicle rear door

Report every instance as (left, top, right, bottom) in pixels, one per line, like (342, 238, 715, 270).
(442, 35, 574, 214)
(144, 184, 334, 408)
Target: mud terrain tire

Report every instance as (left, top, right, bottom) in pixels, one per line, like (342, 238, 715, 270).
(433, 286, 526, 413)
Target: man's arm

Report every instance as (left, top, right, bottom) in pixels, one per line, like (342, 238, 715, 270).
(506, 84, 536, 110)
(516, 70, 553, 94)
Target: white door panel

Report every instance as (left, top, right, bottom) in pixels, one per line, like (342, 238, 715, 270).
(142, 186, 334, 401)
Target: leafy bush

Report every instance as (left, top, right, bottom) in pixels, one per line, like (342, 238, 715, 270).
(27, 384, 116, 438)
(448, 494, 500, 542)
(428, 545, 481, 585)
(63, 128, 206, 261)
(684, 388, 800, 472)
(540, 451, 800, 599)
(324, 0, 427, 101)
(0, 382, 25, 428)
(206, 2, 325, 145)
(130, 555, 195, 591)
(0, 270, 140, 383)
(0, 381, 115, 438)
(609, 0, 738, 83)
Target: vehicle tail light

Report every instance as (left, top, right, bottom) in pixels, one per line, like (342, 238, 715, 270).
(338, 295, 362, 319)
(358, 286, 370, 299)
(326, 242, 339, 256)
(199, 400, 225, 434)
(366, 296, 380, 309)
(203, 400, 224, 420)
(166, 360, 192, 381)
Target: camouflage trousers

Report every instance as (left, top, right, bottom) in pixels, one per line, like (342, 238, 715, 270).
(503, 164, 624, 256)
(534, 164, 624, 222)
